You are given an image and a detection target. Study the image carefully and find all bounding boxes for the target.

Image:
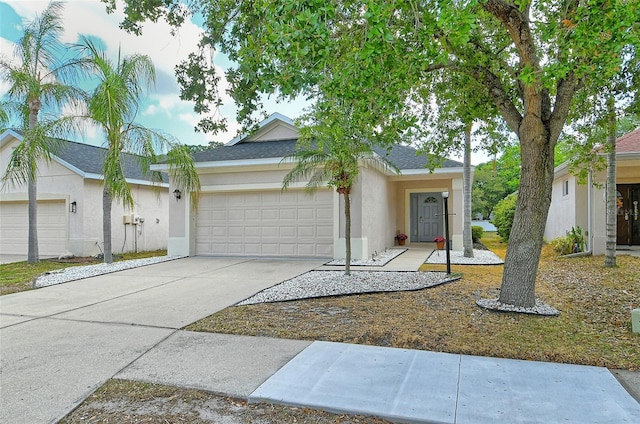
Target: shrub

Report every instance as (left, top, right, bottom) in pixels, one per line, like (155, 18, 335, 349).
(491, 193, 517, 241)
(550, 236, 574, 255)
(471, 226, 484, 243)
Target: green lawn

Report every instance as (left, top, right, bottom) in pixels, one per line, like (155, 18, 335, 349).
(0, 250, 167, 296)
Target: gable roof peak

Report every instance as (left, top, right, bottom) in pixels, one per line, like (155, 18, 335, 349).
(225, 113, 298, 146)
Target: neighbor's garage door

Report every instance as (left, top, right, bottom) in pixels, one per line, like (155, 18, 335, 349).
(195, 190, 333, 257)
(0, 200, 67, 255)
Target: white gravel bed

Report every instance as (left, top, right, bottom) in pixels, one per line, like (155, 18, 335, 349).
(33, 256, 185, 288)
(426, 249, 504, 265)
(476, 298, 560, 316)
(237, 270, 455, 305)
(326, 248, 407, 266)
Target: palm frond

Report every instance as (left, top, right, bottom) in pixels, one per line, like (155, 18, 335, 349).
(166, 144, 201, 209)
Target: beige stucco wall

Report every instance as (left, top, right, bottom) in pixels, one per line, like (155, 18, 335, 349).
(81, 180, 169, 256)
(1, 134, 169, 257)
(360, 166, 396, 256)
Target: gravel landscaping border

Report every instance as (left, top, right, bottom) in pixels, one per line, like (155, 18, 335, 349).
(476, 298, 560, 316)
(425, 249, 504, 265)
(325, 248, 407, 266)
(33, 256, 186, 288)
(237, 270, 459, 305)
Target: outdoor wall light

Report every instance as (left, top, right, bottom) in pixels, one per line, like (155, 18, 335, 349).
(173, 189, 182, 200)
(441, 191, 449, 199)
(70, 201, 77, 213)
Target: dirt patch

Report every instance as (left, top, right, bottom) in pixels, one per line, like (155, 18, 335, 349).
(60, 379, 390, 423)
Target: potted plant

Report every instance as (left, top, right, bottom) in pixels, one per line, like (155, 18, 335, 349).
(395, 233, 408, 246)
(434, 236, 446, 250)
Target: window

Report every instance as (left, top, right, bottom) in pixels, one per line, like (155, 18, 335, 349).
(562, 180, 569, 196)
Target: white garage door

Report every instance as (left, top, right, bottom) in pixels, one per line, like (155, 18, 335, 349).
(0, 200, 68, 256)
(196, 190, 333, 257)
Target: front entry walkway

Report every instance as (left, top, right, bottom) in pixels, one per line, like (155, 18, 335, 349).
(320, 244, 434, 272)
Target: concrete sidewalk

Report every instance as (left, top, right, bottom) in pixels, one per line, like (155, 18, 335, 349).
(250, 341, 640, 423)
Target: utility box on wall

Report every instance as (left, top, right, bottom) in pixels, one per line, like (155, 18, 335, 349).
(632, 309, 640, 334)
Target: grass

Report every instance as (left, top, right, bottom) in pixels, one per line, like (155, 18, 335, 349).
(187, 234, 640, 371)
(0, 249, 167, 296)
(60, 379, 391, 423)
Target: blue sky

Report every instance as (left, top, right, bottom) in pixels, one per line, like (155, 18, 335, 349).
(0, 0, 308, 148)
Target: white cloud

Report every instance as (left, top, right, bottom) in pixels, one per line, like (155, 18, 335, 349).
(0, 0, 307, 149)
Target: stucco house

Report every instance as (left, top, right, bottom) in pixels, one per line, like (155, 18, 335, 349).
(0, 129, 170, 258)
(158, 113, 466, 260)
(545, 127, 640, 254)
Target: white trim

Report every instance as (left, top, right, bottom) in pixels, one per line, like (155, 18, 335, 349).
(0, 192, 67, 202)
(80, 172, 168, 188)
(201, 182, 318, 192)
(225, 113, 297, 146)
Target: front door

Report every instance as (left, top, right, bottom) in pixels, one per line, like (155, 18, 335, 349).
(617, 184, 640, 246)
(410, 193, 442, 242)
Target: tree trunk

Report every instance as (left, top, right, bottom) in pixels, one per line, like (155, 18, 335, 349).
(27, 177, 39, 263)
(498, 116, 554, 308)
(27, 100, 40, 264)
(103, 187, 113, 264)
(344, 190, 351, 276)
(604, 94, 617, 267)
(463, 122, 474, 258)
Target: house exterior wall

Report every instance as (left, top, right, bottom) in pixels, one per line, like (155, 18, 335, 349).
(545, 172, 580, 243)
(333, 166, 396, 260)
(1, 134, 169, 257)
(392, 176, 464, 250)
(547, 156, 640, 255)
(360, 166, 396, 256)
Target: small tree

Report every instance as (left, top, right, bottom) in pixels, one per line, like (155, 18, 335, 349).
(0, 1, 86, 263)
(77, 37, 200, 263)
(282, 102, 399, 275)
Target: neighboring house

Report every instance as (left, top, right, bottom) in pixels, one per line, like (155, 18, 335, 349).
(157, 113, 467, 260)
(0, 129, 170, 258)
(545, 127, 640, 254)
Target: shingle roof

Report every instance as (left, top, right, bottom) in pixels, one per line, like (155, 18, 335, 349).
(192, 139, 463, 170)
(3, 130, 166, 183)
(616, 127, 640, 153)
(54, 140, 166, 183)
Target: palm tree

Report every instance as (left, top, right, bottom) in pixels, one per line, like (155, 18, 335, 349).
(282, 135, 398, 276)
(76, 37, 200, 263)
(0, 1, 86, 263)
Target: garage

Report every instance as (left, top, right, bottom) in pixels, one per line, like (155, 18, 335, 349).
(195, 190, 333, 257)
(0, 200, 68, 256)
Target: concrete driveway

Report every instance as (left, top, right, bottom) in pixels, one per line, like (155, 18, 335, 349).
(0, 256, 324, 424)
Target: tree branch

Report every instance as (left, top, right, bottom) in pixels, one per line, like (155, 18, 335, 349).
(465, 65, 523, 133)
(549, 71, 580, 144)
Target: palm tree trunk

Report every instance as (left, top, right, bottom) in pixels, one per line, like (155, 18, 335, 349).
(27, 177, 39, 263)
(103, 187, 113, 263)
(27, 101, 40, 264)
(604, 94, 617, 267)
(463, 122, 474, 258)
(344, 191, 351, 276)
